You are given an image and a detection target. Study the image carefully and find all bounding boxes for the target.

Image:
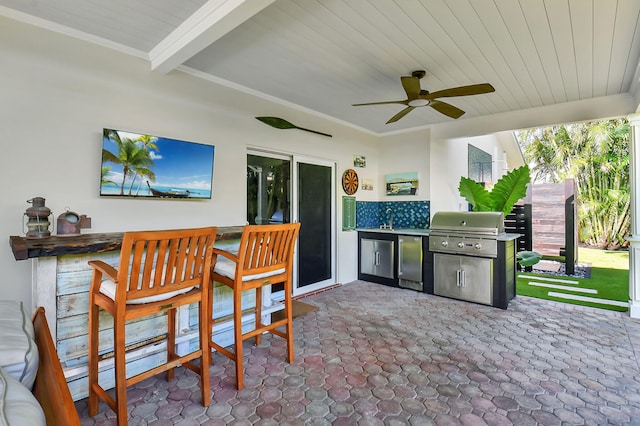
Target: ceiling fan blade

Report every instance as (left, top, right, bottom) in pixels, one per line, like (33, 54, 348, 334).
(425, 83, 495, 100)
(401, 76, 421, 98)
(429, 100, 465, 119)
(352, 100, 408, 106)
(386, 106, 415, 124)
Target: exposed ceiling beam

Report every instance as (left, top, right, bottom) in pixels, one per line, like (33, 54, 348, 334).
(150, 0, 275, 74)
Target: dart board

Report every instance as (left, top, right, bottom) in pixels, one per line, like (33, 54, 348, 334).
(342, 169, 359, 195)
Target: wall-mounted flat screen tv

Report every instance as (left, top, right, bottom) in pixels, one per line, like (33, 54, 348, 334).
(101, 128, 214, 199)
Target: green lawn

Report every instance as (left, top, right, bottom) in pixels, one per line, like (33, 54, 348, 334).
(516, 247, 629, 312)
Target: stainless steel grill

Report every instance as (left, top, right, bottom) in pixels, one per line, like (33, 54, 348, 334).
(429, 211, 504, 258)
(428, 211, 505, 306)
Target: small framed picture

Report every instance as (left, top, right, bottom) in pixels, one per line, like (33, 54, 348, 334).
(362, 178, 374, 191)
(353, 155, 366, 168)
(386, 172, 418, 196)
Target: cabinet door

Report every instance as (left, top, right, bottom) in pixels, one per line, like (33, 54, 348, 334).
(360, 239, 377, 276)
(460, 257, 493, 305)
(433, 253, 460, 299)
(373, 240, 394, 278)
(360, 239, 394, 279)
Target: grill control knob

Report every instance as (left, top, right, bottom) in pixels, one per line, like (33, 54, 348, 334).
(474, 243, 482, 249)
(457, 242, 464, 248)
(441, 241, 448, 247)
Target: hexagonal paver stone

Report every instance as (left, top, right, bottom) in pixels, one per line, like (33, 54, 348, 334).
(281, 401, 305, 418)
(492, 396, 519, 411)
(367, 374, 389, 387)
(535, 392, 565, 409)
(346, 373, 367, 386)
(469, 397, 497, 413)
(305, 387, 328, 402)
(530, 409, 561, 425)
(482, 411, 514, 426)
(553, 408, 585, 424)
(230, 401, 257, 419)
(327, 386, 350, 402)
(156, 401, 185, 419)
(372, 387, 395, 401)
(458, 413, 489, 425)
(400, 398, 426, 415)
(255, 402, 281, 419)
(436, 384, 460, 398)
(206, 402, 233, 419)
(376, 399, 402, 416)
(507, 411, 538, 426)
(354, 398, 378, 416)
(330, 401, 355, 417)
(305, 401, 331, 418)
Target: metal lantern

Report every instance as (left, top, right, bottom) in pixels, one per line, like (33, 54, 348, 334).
(24, 197, 52, 238)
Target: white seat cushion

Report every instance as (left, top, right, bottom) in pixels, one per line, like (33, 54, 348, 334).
(99, 268, 194, 304)
(0, 301, 39, 390)
(213, 256, 286, 281)
(0, 366, 45, 426)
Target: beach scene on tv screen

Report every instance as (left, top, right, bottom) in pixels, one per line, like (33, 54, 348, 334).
(101, 129, 214, 199)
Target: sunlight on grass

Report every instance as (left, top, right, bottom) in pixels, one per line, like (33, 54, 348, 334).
(516, 247, 629, 312)
(578, 247, 628, 270)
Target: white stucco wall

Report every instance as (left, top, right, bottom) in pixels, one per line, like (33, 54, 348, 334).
(429, 133, 525, 214)
(378, 131, 431, 201)
(0, 18, 381, 308)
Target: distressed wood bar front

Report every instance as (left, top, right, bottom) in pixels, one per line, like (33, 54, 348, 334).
(9, 227, 281, 401)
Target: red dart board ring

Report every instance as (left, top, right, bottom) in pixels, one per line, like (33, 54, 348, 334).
(342, 169, 359, 195)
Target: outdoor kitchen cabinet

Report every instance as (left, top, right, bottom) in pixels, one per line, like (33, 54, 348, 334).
(358, 232, 397, 287)
(434, 253, 493, 305)
(357, 231, 433, 291)
(432, 239, 516, 309)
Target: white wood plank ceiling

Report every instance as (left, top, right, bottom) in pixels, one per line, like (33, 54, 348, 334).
(1, 0, 639, 134)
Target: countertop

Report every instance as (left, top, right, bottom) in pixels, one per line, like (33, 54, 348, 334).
(356, 227, 431, 236)
(357, 228, 521, 241)
(9, 226, 245, 261)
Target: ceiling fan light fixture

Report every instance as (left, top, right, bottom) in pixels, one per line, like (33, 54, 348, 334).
(408, 99, 429, 107)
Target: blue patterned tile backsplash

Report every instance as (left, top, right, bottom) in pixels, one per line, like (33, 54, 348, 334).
(356, 201, 430, 229)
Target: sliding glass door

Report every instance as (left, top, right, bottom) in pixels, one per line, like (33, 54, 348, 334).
(247, 151, 335, 297)
(293, 157, 335, 294)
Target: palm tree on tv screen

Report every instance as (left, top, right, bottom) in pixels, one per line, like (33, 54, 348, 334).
(102, 131, 155, 196)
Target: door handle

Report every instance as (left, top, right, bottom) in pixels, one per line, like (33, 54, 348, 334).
(374, 251, 380, 266)
(456, 269, 461, 287)
(460, 269, 466, 287)
(398, 239, 403, 276)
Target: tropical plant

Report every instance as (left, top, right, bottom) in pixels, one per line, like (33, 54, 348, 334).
(517, 119, 629, 249)
(458, 165, 531, 216)
(516, 251, 542, 267)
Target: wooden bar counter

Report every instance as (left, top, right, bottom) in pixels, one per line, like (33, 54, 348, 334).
(10, 226, 245, 260)
(8, 226, 254, 401)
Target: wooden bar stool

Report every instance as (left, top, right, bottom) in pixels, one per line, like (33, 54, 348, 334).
(209, 223, 300, 390)
(87, 227, 217, 426)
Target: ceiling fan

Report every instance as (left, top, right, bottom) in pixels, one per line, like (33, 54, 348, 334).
(352, 70, 495, 124)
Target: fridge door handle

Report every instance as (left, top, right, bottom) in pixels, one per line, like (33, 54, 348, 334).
(398, 239, 403, 276)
